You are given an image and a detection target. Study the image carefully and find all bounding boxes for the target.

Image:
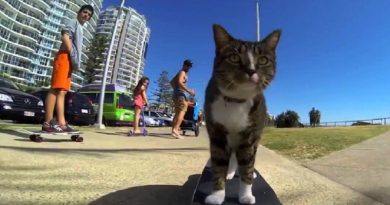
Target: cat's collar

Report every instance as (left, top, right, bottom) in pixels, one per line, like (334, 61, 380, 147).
(223, 95, 246, 103)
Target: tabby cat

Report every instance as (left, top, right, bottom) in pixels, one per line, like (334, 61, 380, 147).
(204, 24, 281, 205)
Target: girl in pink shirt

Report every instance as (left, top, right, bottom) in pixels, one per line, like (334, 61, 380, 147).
(132, 77, 149, 134)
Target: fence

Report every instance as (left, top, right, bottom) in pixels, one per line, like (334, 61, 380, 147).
(304, 117, 390, 127)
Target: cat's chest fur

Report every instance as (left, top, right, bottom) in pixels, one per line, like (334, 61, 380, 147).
(211, 95, 253, 133)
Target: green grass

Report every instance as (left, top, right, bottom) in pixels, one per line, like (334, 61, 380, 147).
(260, 125, 390, 161)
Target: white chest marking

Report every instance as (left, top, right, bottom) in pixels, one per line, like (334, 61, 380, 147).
(211, 96, 252, 134)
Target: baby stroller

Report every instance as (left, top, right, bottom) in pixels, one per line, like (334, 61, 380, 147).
(180, 102, 200, 136)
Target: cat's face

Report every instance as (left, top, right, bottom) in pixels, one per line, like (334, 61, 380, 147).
(212, 25, 281, 98)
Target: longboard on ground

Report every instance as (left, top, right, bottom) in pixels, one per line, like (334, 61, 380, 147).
(191, 165, 282, 205)
(20, 129, 84, 143)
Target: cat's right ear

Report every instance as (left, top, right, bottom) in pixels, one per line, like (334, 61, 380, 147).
(213, 24, 233, 51)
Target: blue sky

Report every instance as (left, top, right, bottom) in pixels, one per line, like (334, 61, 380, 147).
(102, 0, 390, 123)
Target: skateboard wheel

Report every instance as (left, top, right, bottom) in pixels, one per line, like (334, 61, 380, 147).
(142, 130, 148, 136)
(71, 135, 79, 141)
(182, 131, 186, 136)
(36, 136, 43, 142)
(127, 131, 133, 137)
(30, 135, 42, 143)
(75, 136, 83, 142)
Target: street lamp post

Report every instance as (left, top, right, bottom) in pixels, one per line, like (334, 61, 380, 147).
(95, 0, 126, 129)
(256, 0, 260, 41)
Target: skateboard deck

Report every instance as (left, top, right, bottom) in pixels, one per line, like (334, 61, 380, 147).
(20, 129, 84, 143)
(127, 128, 148, 136)
(191, 166, 281, 205)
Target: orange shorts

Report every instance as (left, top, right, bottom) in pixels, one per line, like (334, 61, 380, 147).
(51, 50, 72, 91)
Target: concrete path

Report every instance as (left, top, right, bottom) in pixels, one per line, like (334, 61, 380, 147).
(306, 131, 390, 205)
(0, 126, 383, 205)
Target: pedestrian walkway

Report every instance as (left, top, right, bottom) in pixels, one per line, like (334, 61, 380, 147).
(306, 131, 390, 204)
(0, 126, 383, 205)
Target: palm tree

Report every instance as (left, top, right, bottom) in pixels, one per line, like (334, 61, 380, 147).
(83, 34, 109, 84)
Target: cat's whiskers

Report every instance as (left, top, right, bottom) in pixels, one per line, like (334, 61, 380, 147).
(224, 80, 235, 90)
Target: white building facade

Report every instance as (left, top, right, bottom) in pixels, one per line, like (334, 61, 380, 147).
(95, 6, 150, 91)
(0, 0, 102, 90)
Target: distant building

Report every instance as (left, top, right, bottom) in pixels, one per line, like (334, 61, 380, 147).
(94, 6, 150, 91)
(0, 0, 102, 90)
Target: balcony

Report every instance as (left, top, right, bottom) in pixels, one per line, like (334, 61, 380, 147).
(33, 0, 50, 9)
(0, 60, 30, 73)
(48, 8, 65, 19)
(51, 0, 66, 9)
(19, 0, 47, 17)
(0, 8, 42, 35)
(0, 35, 35, 53)
(14, 16, 41, 33)
(3, 0, 45, 24)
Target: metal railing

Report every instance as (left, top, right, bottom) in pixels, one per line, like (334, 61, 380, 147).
(305, 117, 390, 127)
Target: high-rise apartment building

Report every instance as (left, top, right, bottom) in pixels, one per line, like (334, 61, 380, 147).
(0, 0, 102, 90)
(95, 6, 150, 91)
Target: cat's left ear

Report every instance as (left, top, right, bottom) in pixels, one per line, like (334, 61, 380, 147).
(213, 24, 234, 51)
(263, 30, 282, 50)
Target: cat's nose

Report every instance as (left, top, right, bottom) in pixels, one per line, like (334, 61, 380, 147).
(246, 70, 259, 83)
(246, 69, 256, 77)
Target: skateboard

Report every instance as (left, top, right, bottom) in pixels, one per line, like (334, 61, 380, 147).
(21, 129, 84, 143)
(127, 128, 148, 137)
(191, 165, 281, 205)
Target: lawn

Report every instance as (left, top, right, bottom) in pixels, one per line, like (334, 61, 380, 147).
(260, 125, 390, 161)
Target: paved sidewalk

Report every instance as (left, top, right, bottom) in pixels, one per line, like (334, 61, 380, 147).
(306, 131, 390, 204)
(0, 126, 383, 205)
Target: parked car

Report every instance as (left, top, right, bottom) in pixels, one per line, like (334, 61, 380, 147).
(32, 90, 96, 125)
(79, 84, 134, 126)
(143, 110, 173, 126)
(0, 77, 44, 123)
(140, 115, 160, 127)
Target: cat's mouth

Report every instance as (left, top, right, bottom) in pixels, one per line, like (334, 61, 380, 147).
(249, 73, 260, 84)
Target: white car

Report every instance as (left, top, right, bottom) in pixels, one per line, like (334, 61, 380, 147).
(140, 115, 160, 127)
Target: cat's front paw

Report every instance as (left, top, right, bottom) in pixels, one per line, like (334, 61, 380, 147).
(205, 190, 225, 205)
(239, 194, 256, 204)
(253, 172, 257, 179)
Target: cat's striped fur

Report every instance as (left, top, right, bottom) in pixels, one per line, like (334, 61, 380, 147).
(204, 24, 281, 205)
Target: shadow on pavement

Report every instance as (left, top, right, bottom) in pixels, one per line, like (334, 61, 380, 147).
(94, 131, 183, 139)
(0, 129, 30, 139)
(0, 145, 208, 154)
(89, 171, 282, 205)
(89, 174, 199, 205)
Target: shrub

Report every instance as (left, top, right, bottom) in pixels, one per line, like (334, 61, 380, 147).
(275, 110, 301, 128)
(352, 121, 372, 126)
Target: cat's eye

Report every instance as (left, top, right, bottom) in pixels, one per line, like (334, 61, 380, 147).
(257, 56, 268, 65)
(228, 54, 241, 64)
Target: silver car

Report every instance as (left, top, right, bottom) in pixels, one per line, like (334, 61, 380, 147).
(143, 111, 173, 126)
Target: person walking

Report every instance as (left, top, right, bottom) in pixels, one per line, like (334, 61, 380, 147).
(170, 59, 196, 139)
(132, 77, 149, 134)
(42, 5, 94, 132)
